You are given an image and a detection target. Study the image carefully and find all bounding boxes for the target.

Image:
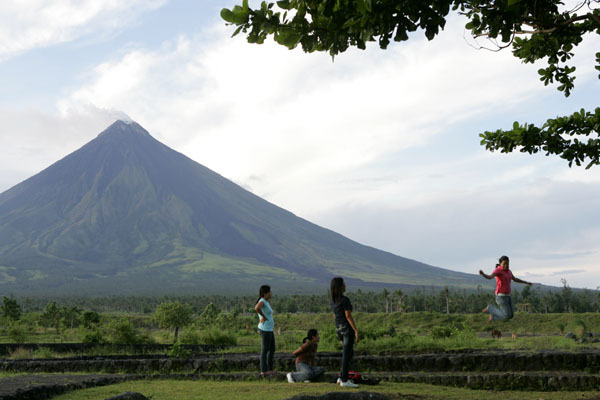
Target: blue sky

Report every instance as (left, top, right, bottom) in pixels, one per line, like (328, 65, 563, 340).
(0, 1, 599, 289)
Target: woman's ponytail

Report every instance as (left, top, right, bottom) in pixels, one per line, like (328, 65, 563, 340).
(303, 328, 318, 343)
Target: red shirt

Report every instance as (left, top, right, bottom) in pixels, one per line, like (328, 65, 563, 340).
(494, 266, 513, 295)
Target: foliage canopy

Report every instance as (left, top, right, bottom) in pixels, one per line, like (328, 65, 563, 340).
(222, 0, 600, 167)
(153, 301, 194, 340)
(1, 296, 21, 322)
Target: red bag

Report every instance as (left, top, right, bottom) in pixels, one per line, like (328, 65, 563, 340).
(336, 371, 379, 385)
(348, 371, 362, 382)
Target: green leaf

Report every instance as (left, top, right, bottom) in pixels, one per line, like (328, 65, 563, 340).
(342, 17, 358, 29)
(232, 25, 244, 38)
(276, 0, 292, 9)
(357, 0, 372, 14)
(275, 27, 303, 48)
(230, 5, 250, 24)
(221, 8, 235, 23)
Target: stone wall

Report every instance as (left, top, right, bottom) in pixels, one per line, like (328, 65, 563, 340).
(0, 343, 228, 357)
(2, 350, 600, 374)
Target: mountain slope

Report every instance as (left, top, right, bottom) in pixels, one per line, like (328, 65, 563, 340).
(0, 121, 488, 295)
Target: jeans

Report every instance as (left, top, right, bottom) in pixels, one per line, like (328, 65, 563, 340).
(259, 329, 275, 373)
(336, 324, 355, 381)
(488, 294, 514, 321)
(290, 362, 326, 382)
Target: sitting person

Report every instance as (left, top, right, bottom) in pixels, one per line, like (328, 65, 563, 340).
(286, 329, 325, 383)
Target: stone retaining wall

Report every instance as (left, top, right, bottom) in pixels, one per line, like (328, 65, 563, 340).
(384, 371, 600, 391)
(349, 351, 600, 373)
(0, 343, 228, 357)
(2, 351, 599, 374)
(0, 374, 132, 400)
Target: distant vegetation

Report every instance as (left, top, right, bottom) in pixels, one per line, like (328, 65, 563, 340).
(4, 280, 599, 315)
(2, 284, 600, 357)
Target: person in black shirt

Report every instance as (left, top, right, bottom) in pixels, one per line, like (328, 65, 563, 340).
(330, 277, 359, 388)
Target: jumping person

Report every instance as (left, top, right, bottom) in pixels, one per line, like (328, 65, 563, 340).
(479, 255, 532, 323)
(255, 284, 275, 376)
(330, 277, 359, 388)
(286, 329, 326, 383)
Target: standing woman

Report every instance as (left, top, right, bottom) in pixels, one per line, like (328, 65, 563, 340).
(255, 284, 275, 376)
(480, 255, 532, 323)
(330, 277, 359, 388)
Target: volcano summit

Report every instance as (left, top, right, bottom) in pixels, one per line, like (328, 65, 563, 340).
(0, 121, 483, 295)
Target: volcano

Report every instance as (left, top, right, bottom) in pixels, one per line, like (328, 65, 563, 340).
(0, 120, 485, 295)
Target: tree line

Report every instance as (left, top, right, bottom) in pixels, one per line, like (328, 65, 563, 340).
(3, 281, 599, 316)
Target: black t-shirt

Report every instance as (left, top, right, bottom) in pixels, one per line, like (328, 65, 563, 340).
(331, 295, 353, 327)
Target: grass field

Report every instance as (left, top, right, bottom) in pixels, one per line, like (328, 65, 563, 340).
(50, 380, 600, 400)
(4, 311, 600, 399)
(3, 311, 600, 359)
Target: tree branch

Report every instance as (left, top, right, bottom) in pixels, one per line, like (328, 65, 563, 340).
(475, 12, 599, 39)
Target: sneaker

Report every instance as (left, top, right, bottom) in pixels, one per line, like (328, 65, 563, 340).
(340, 379, 359, 388)
(303, 380, 311, 383)
(286, 373, 295, 383)
(336, 377, 341, 384)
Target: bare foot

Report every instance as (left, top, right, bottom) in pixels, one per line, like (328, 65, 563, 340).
(482, 306, 488, 313)
(487, 315, 493, 324)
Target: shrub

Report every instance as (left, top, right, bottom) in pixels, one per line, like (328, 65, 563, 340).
(7, 324, 28, 343)
(361, 325, 397, 341)
(82, 329, 107, 344)
(199, 327, 237, 346)
(32, 347, 55, 359)
(9, 347, 32, 359)
(572, 320, 587, 338)
(178, 327, 202, 345)
(453, 323, 476, 340)
(364, 330, 416, 354)
(107, 319, 154, 344)
(169, 341, 191, 358)
(430, 325, 454, 339)
(82, 311, 101, 329)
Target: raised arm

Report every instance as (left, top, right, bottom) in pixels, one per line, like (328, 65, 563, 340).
(479, 270, 497, 280)
(512, 275, 532, 286)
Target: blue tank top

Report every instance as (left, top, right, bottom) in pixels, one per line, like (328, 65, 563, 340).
(257, 298, 274, 331)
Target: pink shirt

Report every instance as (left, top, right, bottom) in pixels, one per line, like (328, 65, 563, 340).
(494, 266, 513, 295)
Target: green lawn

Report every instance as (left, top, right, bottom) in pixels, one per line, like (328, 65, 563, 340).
(51, 380, 600, 400)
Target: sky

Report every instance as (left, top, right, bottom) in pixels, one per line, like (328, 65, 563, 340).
(0, 1, 599, 290)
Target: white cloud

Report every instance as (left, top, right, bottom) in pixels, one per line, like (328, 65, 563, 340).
(0, 0, 167, 61)
(0, 106, 120, 191)
(54, 17, 555, 213)
(311, 172, 600, 289)
(2, 9, 598, 290)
